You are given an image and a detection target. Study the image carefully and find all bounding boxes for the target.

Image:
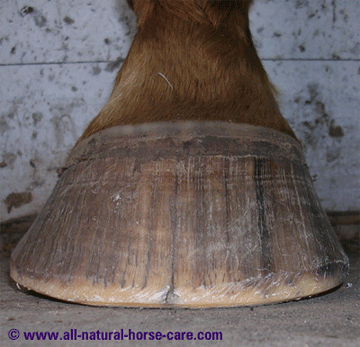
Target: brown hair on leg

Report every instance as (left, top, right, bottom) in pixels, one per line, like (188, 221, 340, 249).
(79, 0, 296, 142)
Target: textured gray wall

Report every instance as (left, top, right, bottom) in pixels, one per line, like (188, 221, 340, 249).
(0, 0, 359, 222)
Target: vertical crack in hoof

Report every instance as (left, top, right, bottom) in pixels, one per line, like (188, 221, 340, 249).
(164, 284, 178, 305)
(165, 168, 179, 306)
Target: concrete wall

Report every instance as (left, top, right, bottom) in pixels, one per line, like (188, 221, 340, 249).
(0, 0, 359, 222)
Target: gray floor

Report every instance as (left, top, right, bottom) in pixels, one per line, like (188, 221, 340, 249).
(1, 251, 359, 347)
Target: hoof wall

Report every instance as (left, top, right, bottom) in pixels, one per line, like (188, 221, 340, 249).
(10, 122, 349, 307)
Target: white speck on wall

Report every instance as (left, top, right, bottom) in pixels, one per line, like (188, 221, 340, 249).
(0, 0, 359, 222)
